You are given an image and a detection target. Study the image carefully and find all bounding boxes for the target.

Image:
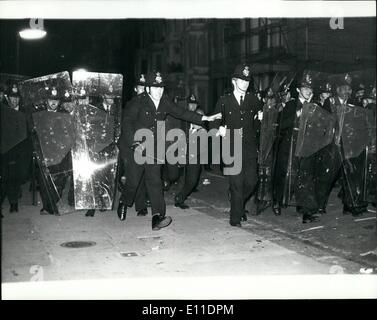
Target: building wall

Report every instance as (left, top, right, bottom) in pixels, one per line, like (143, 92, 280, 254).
(135, 17, 376, 113)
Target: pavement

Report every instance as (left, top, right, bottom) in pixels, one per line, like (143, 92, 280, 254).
(1, 167, 377, 297)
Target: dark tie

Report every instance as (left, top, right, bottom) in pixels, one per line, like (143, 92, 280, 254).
(240, 95, 243, 106)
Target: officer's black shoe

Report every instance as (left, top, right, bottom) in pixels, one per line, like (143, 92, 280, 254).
(175, 202, 190, 209)
(10, 203, 18, 213)
(137, 208, 148, 216)
(174, 195, 189, 209)
(241, 212, 247, 222)
(256, 201, 269, 215)
(318, 207, 327, 214)
(230, 221, 242, 227)
(152, 214, 172, 231)
(40, 208, 51, 215)
(272, 205, 281, 216)
(302, 213, 320, 224)
(85, 209, 95, 217)
(343, 205, 361, 216)
(163, 180, 171, 191)
(117, 202, 127, 221)
(351, 207, 364, 217)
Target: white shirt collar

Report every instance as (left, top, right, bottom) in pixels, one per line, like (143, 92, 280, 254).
(148, 94, 160, 109)
(233, 91, 244, 105)
(338, 97, 347, 105)
(298, 97, 306, 105)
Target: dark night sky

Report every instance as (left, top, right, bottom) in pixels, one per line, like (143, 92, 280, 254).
(0, 19, 140, 99)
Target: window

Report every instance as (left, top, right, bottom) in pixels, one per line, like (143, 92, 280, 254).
(141, 59, 148, 73)
(155, 54, 162, 71)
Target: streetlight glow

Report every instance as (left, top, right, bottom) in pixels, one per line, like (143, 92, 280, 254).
(19, 28, 47, 40)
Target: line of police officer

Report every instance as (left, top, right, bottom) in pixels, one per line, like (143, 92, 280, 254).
(2, 65, 375, 231)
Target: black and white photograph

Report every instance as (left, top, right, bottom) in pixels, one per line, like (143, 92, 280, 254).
(0, 0, 376, 303)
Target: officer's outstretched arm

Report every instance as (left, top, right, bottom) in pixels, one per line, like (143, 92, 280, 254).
(167, 100, 204, 125)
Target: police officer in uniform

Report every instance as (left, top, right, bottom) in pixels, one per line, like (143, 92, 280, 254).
(174, 94, 205, 209)
(213, 63, 262, 227)
(274, 73, 322, 223)
(120, 71, 221, 230)
(322, 75, 368, 216)
(0, 84, 28, 214)
(117, 73, 149, 217)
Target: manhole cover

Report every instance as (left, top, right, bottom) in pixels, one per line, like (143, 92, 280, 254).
(60, 241, 96, 248)
(120, 252, 139, 257)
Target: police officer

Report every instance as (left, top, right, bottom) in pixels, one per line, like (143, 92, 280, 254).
(213, 63, 262, 227)
(274, 73, 322, 223)
(117, 73, 149, 218)
(120, 71, 221, 230)
(1, 84, 26, 214)
(174, 93, 205, 209)
(312, 81, 334, 214)
(322, 74, 368, 216)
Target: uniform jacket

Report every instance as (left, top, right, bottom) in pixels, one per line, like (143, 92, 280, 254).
(212, 91, 261, 158)
(121, 92, 203, 151)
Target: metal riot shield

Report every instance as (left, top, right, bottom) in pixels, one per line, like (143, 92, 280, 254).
(19, 71, 75, 215)
(336, 103, 375, 207)
(295, 102, 335, 158)
(257, 102, 279, 202)
(72, 71, 122, 210)
(338, 104, 373, 160)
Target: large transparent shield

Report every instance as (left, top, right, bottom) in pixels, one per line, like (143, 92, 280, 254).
(338, 104, 374, 160)
(336, 103, 375, 207)
(295, 102, 336, 158)
(257, 103, 279, 202)
(72, 71, 123, 210)
(19, 71, 75, 215)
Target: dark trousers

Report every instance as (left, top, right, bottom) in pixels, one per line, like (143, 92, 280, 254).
(295, 155, 318, 214)
(162, 164, 182, 183)
(123, 156, 166, 216)
(120, 156, 148, 212)
(228, 156, 258, 224)
(134, 176, 147, 211)
(176, 164, 202, 201)
(314, 143, 336, 209)
(322, 142, 367, 209)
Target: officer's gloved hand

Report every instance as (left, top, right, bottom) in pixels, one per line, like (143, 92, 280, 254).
(132, 142, 145, 153)
(202, 113, 222, 122)
(255, 111, 263, 121)
(216, 125, 227, 137)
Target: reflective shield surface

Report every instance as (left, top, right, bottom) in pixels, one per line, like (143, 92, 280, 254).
(338, 104, 374, 160)
(295, 102, 335, 158)
(72, 71, 123, 210)
(257, 103, 279, 202)
(19, 72, 75, 215)
(335, 104, 375, 207)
